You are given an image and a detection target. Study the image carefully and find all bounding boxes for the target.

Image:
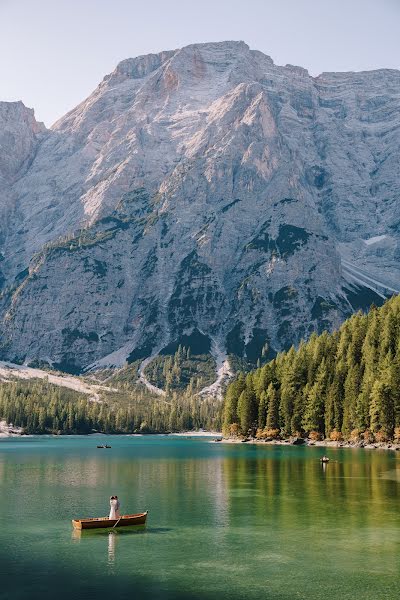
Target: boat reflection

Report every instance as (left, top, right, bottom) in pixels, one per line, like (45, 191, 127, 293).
(72, 524, 147, 541)
(108, 531, 116, 565)
(71, 524, 151, 568)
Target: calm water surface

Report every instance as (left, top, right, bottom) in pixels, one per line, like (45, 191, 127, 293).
(0, 436, 399, 600)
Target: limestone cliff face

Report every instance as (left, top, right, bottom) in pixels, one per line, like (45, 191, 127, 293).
(0, 41, 399, 373)
(0, 101, 46, 186)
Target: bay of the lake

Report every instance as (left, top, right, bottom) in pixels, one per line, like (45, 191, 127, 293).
(0, 435, 398, 600)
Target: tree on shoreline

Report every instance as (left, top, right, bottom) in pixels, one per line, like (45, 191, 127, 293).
(223, 295, 400, 441)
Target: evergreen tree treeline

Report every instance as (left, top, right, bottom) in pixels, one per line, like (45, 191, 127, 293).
(0, 379, 221, 434)
(223, 297, 400, 442)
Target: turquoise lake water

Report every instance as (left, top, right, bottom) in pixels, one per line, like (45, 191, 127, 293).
(0, 435, 399, 600)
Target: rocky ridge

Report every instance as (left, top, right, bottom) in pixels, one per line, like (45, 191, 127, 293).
(0, 41, 399, 386)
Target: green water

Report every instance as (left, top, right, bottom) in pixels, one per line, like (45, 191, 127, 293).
(0, 436, 399, 600)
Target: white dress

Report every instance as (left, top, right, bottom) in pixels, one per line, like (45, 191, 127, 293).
(109, 498, 120, 519)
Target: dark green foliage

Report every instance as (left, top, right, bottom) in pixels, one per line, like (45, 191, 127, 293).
(222, 373, 246, 429)
(246, 222, 310, 259)
(30, 189, 150, 263)
(275, 225, 310, 258)
(246, 221, 275, 253)
(237, 378, 258, 435)
(144, 345, 216, 393)
(0, 377, 222, 435)
(245, 328, 273, 364)
(311, 296, 337, 320)
(160, 330, 211, 356)
(265, 383, 279, 430)
(127, 343, 154, 364)
(257, 390, 267, 429)
(226, 323, 245, 357)
(223, 295, 400, 440)
(167, 252, 222, 331)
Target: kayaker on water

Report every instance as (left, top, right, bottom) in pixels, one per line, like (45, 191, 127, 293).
(109, 495, 121, 519)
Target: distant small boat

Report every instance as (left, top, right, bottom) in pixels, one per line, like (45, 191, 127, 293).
(72, 511, 148, 530)
(320, 456, 330, 463)
(96, 444, 112, 448)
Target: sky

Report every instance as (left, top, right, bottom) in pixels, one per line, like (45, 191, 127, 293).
(0, 0, 399, 126)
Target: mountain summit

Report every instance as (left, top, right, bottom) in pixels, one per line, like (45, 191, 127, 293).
(0, 41, 399, 377)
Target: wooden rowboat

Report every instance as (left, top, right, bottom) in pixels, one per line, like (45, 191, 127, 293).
(72, 511, 148, 530)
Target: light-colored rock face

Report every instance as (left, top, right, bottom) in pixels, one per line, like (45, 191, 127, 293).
(0, 41, 399, 373)
(0, 101, 46, 187)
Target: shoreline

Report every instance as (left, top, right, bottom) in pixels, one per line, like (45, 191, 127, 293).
(0, 429, 223, 439)
(2, 428, 399, 450)
(220, 437, 400, 451)
(169, 431, 222, 437)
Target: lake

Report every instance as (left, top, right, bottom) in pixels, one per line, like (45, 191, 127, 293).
(0, 436, 399, 600)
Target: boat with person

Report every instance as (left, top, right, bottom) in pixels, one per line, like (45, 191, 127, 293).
(72, 511, 148, 530)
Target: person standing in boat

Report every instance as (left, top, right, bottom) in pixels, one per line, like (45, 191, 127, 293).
(109, 495, 121, 520)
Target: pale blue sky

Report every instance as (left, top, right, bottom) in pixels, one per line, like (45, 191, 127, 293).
(0, 0, 399, 126)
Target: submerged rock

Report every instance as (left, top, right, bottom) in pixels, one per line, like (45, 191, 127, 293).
(291, 437, 306, 445)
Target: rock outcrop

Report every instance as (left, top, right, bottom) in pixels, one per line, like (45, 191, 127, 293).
(0, 41, 399, 375)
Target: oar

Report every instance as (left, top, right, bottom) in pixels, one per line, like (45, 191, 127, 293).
(112, 516, 122, 529)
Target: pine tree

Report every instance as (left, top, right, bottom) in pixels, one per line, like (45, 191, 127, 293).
(265, 383, 279, 430)
(258, 390, 267, 429)
(222, 373, 246, 430)
(302, 361, 327, 434)
(369, 356, 396, 437)
(237, 385, 258, 435)
(342, 364, 361, 435)
(279, 347, 297, 435)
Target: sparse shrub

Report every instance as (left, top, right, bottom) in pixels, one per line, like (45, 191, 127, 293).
(350, 429, 362, 442)
(363, 429, 374, 444)
(329, 429, 343, 442)
(264, 428, 280, 439)
(228, 423, 240, 438)
(308, 430, 322, 441)
(374, 429, 389, 443)
(256, 427, 280, 439)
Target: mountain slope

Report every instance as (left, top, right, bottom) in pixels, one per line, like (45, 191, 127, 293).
(0, 41, 399, 378)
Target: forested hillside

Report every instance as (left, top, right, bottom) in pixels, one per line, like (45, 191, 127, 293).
(0, 379, 221, 434)
(223, 296, 400, 442)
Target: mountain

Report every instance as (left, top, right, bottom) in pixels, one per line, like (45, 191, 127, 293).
(0, 41, 399, 383)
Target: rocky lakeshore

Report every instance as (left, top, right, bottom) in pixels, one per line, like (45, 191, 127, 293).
(0, 420, 23, 437)
(220, 437, 400, 451)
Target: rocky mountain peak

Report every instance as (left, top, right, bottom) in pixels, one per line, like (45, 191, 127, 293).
(107, 49, 178, 86)
(0, 42, 399, 386)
